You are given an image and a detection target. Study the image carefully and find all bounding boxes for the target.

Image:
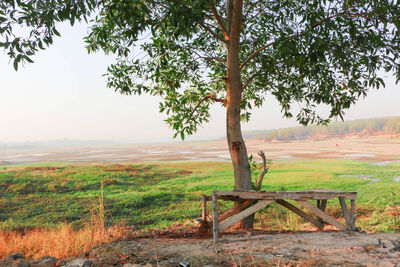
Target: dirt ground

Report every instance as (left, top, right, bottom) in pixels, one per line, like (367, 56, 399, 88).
(89, 230, 400, 267)
(2, 135, 400, 165)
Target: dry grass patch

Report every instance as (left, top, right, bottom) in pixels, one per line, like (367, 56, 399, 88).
(0, 223, 130, 259)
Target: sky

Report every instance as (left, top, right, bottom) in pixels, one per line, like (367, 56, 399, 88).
(1, 22, 399, 143)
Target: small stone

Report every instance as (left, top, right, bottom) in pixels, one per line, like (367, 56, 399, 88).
(35, 256, 59, 265)
(366, 263, 377, 267)
(6, 253, 24, 261)
(179, 261, 190, 267)
(11, 259, 30, 267)
(65, 259, 94, 267)
(381, 240, 395, 250)
(376, 248, 390, 254)
(122, 264, 141, 267)
(377, 262, 395, 267)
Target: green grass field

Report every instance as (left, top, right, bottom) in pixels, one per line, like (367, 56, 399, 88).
(0, 160, 399, 232)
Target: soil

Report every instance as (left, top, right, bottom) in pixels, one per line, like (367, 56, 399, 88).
(89, 230, 400, 266)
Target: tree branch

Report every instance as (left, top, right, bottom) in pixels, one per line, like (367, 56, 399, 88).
(198, 22, 228, 44)
(210, 2, 230, 41)
(241, 69, 262, 90)
(240, 11, 377, 70)
(256, 150, 268, 191)
(186, 94, 226, 123)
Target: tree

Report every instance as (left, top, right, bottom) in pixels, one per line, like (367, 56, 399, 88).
(1, 0, 400, 228)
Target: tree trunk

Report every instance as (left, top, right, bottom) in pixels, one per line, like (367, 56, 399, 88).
(226, 0, 253, 229)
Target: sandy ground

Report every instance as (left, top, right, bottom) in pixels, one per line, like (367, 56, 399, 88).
(1, 135, 400, 165)
(89, 231, 400, 266)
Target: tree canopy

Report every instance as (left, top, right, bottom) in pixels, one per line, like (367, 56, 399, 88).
(2, 0, 399, 139)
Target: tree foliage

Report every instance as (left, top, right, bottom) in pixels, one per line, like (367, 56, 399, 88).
(1, 0, 400, 138)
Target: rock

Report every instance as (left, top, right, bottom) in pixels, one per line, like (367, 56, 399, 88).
(366, 263, 377, 267)
(6, 252, 24, 261)
(376, 248, 390, 254)
(388, 253, 399, 258)
(381, 240, 395, 250)
(65, 259, 94, 267)
(54, 260, 67, 266)
(122, 264, 141, 267)
(179, 261, 190, 267)
(377, 262, 395, 267)
(34, 256, 59, 266)
(11, 259, 30, 267)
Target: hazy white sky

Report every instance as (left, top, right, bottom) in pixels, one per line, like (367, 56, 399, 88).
(1, 22, 399, 143)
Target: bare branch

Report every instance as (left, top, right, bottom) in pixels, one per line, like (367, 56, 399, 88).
(210, 2, 230, 41)
(256, 150, 268, 190)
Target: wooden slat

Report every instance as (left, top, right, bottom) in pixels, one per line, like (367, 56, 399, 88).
(213, 190, 357, 200)
(212, 194, 218, 242)
(339, 197, 352, 227)
(202, 195, 207, 222)
(351, 200, 356, 217)
(296, 200, 348, 231)
(218, 200, 273, 231)
(276, 200, 324, 229)
(317, 200, 327, 227)
(320, 200, 327, 211)
(351, 199, 356, 230)
(218, 200, 255, 222)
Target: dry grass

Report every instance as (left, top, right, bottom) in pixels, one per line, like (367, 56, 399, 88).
(0, 223, 130, 259)
(0, 178, 131, 260)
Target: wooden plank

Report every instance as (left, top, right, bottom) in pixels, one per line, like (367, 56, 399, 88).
(218, 200, 255, 222)
(320, 200, 327, 211)
(318, 200, 327, 227)
(212, 194, 218, 242)
(351, 200, 356, 217)
(213, 190, 357, 200)
(296, 200, 348, 231)
(202, 195, 207, 222)
(218, 200, 273, 231)
(339, 197, 352, 228)
(276, 199, 324, 229)
(351, 199, 356, 230)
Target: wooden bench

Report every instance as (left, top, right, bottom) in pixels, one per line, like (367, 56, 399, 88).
(202, 190, 357, 242)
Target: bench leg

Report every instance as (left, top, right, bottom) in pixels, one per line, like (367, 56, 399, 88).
(212, 194, 218, 242)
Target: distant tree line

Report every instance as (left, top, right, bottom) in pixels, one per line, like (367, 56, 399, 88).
(245, 117, 400, 141)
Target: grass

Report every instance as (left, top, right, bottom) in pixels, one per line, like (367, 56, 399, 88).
(0, 159, 400, 258)
(0, 223, 129, 259)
